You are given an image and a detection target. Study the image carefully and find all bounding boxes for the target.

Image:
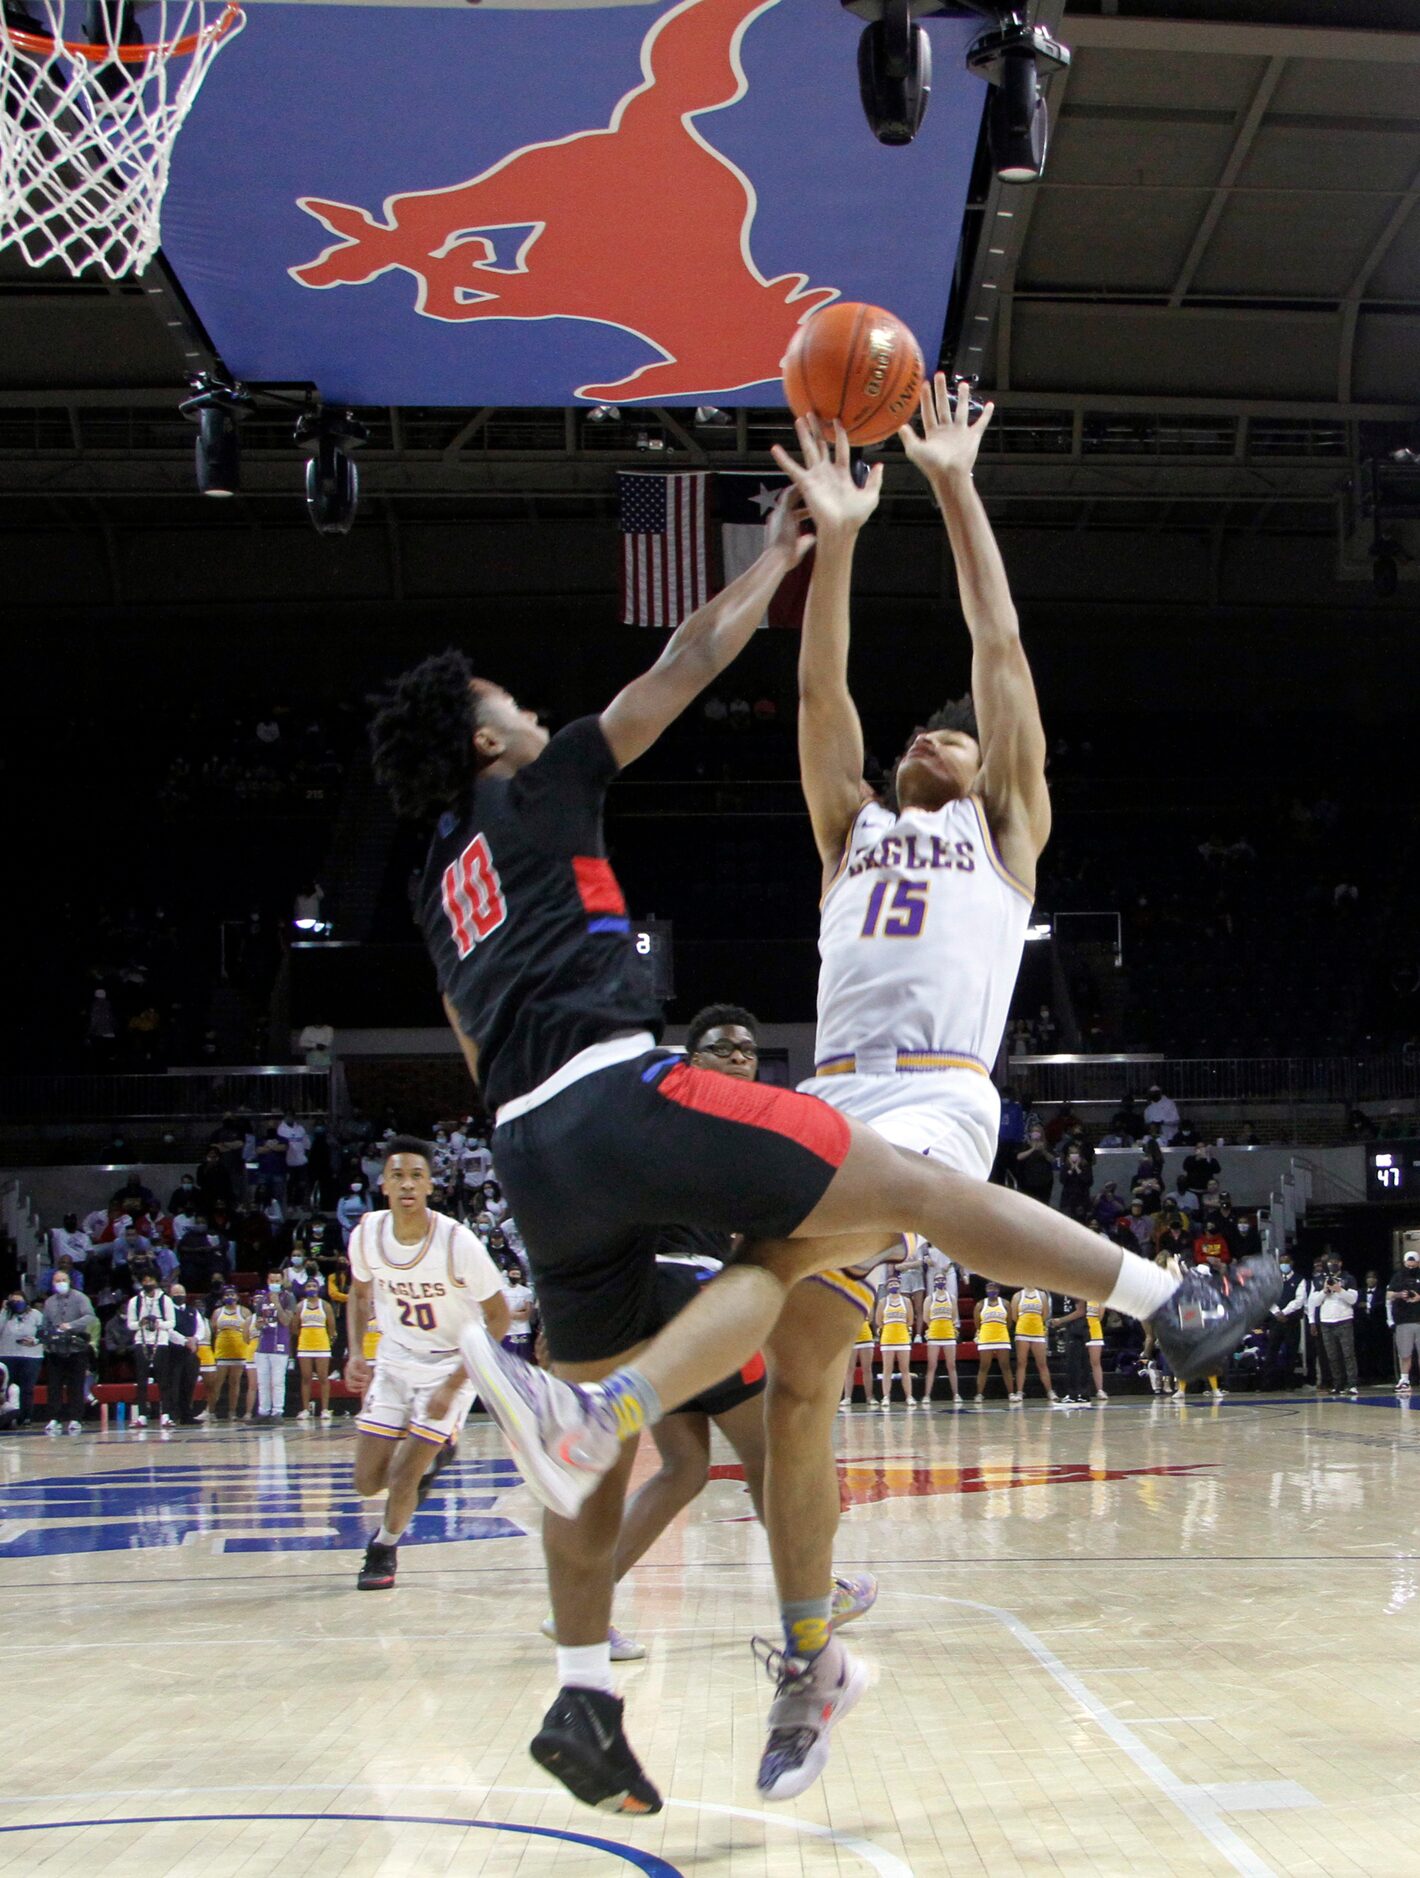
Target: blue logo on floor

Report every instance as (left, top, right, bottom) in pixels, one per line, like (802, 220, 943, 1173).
(0, 1457, 527, 1557)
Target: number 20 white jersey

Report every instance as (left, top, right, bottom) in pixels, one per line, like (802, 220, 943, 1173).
(815, 796, 1031, 1077)
(348, 1210, 503, 1362)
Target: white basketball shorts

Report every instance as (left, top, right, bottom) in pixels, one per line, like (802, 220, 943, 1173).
(799, 1066, 997, 1183)
(356, 1345, 475, 1447)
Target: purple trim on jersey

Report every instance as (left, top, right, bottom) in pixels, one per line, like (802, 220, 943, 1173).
(586, 916, 631, 935)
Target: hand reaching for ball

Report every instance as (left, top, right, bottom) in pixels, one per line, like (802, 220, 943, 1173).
(771, 415, 883, 538)
(899, 373, 995, 485)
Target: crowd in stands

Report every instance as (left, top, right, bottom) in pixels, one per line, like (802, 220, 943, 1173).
(0, 1108, 530, 1434)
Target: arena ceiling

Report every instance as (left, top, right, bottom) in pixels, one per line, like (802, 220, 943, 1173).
(1, 0, 1417, 607)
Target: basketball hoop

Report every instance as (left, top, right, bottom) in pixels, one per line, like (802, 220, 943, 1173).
(0, 3, 244, 278)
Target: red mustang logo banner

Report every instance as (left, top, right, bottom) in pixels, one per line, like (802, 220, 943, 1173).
(162, 0, 983, 406)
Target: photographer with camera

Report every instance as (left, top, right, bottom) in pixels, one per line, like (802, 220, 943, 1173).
(1306, 1250, 1359, 1398)
(126, 1274, 177, 1426)
(42, 1272, 97, 1434)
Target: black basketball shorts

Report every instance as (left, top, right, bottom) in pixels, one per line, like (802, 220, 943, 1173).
(491, 1050, 850, 1363)
(653, 1258, 767, 1417)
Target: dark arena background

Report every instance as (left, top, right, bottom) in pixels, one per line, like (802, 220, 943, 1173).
(2, 3, 1419, 1874)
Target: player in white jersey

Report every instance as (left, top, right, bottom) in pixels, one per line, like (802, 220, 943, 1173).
(346, 1135, 509, 1590)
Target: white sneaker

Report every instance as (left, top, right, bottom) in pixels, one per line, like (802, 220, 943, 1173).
(1396, 1378, 1410, 1393)
(1347, 1386, 1360, 1398)
(1211, 1388, 1226, 1402)
(160, 1415, 175, 1429)
(45, 1419, 61, 1435)
(132, 1413, 147, 1427)
(754, 1636, 868, 1801)
(1094, 1391, 1109, 1402)
(905, 1396, 918, 1410)
(838, 1399, 851, 1413)
(66, 1420, 82, 1435)
(455, 1322, 619, 1520)
(538, 1615, 646, 1662)
(1008, 1392, 1023, 1403)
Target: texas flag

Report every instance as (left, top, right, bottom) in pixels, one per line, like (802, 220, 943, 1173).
(716, 471, 813, 630)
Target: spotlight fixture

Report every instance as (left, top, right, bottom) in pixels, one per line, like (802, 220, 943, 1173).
(965, 12, 1070, 183)
(180, 374, 252, 498)
(841, 3, 1069, 175)
(586, 404, 621, 424)
(693, 405, 732, 427)
(295, 407, 368, 536)
(634, 431, 666, 452)
(841, 0, 932, 146)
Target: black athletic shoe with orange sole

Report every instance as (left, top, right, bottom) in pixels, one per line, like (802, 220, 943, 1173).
(1153, 1254, 1282, 1382)
(357, 1539, 398, 1590)
(530, 1686, 662, 1815)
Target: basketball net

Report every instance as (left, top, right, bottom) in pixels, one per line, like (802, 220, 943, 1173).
(0, 3, 244, 278)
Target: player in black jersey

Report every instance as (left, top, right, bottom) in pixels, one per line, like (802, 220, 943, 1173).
(372, 473, 1278, 1815)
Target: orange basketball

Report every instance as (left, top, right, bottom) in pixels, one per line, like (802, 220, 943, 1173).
(781, 302, 925, 448)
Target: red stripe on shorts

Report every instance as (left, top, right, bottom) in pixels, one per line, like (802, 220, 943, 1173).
(740, 1351, 767, 1386)
(654, 1062, 851, 1169)
(573, 855, 627, 916)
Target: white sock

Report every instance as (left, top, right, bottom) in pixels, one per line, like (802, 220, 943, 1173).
(556, 1642, 615, 1697)
(374, 1524, 401, 1548)
(1105, 1253, 1181, 1322)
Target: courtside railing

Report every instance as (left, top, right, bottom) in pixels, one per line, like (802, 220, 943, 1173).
(1007, 1054, 1418, 1106)
(0, 1066, 331, 1124)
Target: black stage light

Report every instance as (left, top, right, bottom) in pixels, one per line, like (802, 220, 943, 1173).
(965, 14, 1070, 183)
(296, 407, 369, 536)
(180, 375, 252, 498)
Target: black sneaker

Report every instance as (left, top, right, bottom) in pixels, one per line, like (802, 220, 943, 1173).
(530, 1686, 662, 1815)
(1152, 1255, 1281, 1383)
(357, 1539, 398, 1591)
(415, 1439, 458, 1509)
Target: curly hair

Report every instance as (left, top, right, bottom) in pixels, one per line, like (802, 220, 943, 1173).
(685, 1002, 760, 1055)
(882, 695, 980, 809)
(369, 648, 482, 824)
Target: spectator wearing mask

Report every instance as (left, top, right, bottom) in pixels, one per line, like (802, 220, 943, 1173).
(1013, 1126, 1055, 1206)
(1308, 1254, 1359, 1397)
(208, 1287, 253, 1421)
(1057, 1144, 1093, 1224)
(126, 1276, 176, 1426)
(248, 1279, 295, 1419)
(1154, 1208, 1193, 1266)
(1173, 1175, 1201, 1223)
(45, 1252, 84, 1295)
(168, 1173, 201, 1216)
(0, 1291, 45, 1425)
(1143, 1084, 1181, 1144)
(294, 1280, 337, 1418)
(42, 1274, 97, 1433)
(162, 1285, 207, 1425)
(255, 1129, 288, 1209)
(1386, 1248, 1420, 1394)
(336, 1181, 370, 1247)
(1262, 1254, 1308, 1389)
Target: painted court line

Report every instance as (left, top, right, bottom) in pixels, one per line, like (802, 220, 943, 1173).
(0, 1782, 915, 1878)
(901, 1593, 1315, 1878)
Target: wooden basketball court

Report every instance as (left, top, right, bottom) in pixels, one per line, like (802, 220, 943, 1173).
(3, 1393, 1418, 1875)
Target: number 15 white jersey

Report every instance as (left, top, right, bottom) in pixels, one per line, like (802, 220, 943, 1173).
(348, 1210, 503, 1361)
(815, 796, 1031, 1076)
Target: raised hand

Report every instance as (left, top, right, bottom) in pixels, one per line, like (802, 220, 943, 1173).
(762, 482, 816, 564)
(771, 416, 883, 538)
(899, 373, 995, 484)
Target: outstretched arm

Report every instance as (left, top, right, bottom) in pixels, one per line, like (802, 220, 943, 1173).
(599, 491, 811, 770)
(900, 376, 1050, 877)
(770, 418, 883, 872)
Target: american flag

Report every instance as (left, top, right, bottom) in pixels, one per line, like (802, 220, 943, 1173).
(618, 472, 711, 628)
